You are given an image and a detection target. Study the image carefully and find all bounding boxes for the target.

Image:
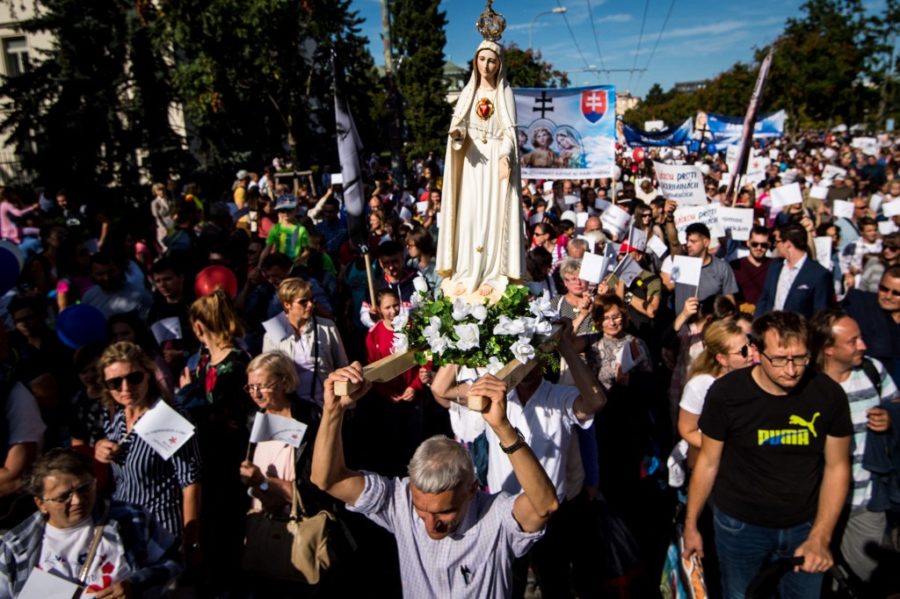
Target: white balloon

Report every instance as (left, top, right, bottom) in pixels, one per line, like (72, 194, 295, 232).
(0, 240, 24, 272)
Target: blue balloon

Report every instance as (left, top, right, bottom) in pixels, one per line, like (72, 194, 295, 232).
(0, 246, 19, 295)
(56, 304, 107, 349)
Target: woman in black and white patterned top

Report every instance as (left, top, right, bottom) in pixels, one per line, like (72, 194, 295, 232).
(94, 342, 201, 550)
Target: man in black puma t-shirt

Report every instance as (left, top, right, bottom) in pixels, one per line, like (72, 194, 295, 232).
(682, 311, 852, 599)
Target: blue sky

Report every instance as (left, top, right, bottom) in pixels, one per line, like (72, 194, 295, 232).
(350, 0, 887, 99)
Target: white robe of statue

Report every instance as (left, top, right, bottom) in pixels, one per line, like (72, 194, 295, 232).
(436, 40, 525, 302)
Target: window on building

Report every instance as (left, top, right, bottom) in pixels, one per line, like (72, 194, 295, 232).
(3, 37, 29, 77)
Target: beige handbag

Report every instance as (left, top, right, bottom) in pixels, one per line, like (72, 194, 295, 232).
(241, 448, 336, 584)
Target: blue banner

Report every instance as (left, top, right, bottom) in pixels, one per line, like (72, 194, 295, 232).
(699, 109, 786, 144)
(623, 117, 693, 147)
(514, 86, 616, 179)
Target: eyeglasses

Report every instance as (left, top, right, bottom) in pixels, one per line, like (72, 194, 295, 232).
(104, 371, 146, 391)
(244, 382, 278, 395)
(602, 315, 624, 324)
(43, 480, 95, 504)
(749, 242, 770, 249)
(760, 351, 810, 368)
(728, 344, 751, 359)
(878, 284, 900, 298)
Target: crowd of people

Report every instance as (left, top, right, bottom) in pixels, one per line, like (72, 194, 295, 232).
(0, 129, 897, 598)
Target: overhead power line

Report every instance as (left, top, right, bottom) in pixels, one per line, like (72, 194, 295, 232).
(638, 0, 677, 85)
(555, 0, 592, 72)
(585, 0, 608, 73)
(628, 0, 650, 87)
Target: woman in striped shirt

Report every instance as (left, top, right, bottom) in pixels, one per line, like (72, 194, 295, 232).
(94, 342, 201, 553)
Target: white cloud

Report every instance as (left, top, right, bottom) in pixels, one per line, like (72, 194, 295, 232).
(595, 13, 632, 24)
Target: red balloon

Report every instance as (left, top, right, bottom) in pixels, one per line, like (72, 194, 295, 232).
(195, 265, 238, 298)
(632, 147, 645, 163)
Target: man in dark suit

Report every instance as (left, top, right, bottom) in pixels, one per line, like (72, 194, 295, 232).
(755, 222, 832, 318)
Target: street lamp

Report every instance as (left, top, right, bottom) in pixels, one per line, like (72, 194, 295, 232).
(529, 6, 567, 52)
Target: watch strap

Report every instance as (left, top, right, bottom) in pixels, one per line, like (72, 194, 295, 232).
(500, 428, 527, 454)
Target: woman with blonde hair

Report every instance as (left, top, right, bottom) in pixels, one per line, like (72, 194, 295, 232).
(179, 289, 252, 594)
(677, 317, 755, 450)
(93, 342, 201, 543)
(150, 182, 173, 249)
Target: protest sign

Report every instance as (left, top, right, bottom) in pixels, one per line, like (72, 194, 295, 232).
(134, 399, 196, 460)
(19, 568, 81, 599)
(515, 86, 616, 179)
(613, 255, 644, 287)
(626, 227, 648, 252)
(616, 340, 644, 375)
(150, 317, 182, 345)
(832, 200, 855, 220)
(822, 164, 847, 180)
(564, 194, 580, 205)
(600, 204, 631, 238)
(415, 201, 429, 215)
(673, 204, 721, 243)
(870, 194, 884, 213)
(851, 137, 879, 156)
(647, 235, 668, 258)
(578, 251, 607, 284)
(594, 198, 611, 211)
(671, 256, 703, 288)
(883, 200, 900, 218)
(879, 220, 898, 235)
(653, 162, 706, 205)
(716, 207, 754, 241)
(529, 212, 545, 225)
(330, 173, 343, 185)
(769, 183, 803, 208)
(814, 237, 833, 270)
(250, 412, 308, 448)
(576, 212, 589, 229)
(809, 185, 829, 200)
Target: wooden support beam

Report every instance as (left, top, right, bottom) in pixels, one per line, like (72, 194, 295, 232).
(333, 350, 419, 396)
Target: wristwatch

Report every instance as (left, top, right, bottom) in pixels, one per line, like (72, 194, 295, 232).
(256, 479, 270, 493)
(500, 428, 527, 454)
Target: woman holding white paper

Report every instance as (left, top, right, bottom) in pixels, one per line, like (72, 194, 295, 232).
(93, 342, 201, 547)
(0, 449, 181, 598)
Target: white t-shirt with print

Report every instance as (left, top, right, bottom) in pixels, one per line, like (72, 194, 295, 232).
(38, 519, 132, 593)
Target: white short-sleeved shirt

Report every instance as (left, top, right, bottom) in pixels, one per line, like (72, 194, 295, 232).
(679, 374, 717, 416)
(348, 473, 542, 599)
(484, 380, 590, 499)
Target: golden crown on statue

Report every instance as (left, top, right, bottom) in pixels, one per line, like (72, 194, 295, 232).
(476, 0, 506, 42)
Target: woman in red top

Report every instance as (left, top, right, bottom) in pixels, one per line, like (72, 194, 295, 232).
(363, 288, 433, 476)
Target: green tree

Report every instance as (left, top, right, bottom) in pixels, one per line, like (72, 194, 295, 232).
(0, 0, 191, 194)
(391, 0, 450, 159)
(157, 0, 379, 178)
(475, 44, 569, 89)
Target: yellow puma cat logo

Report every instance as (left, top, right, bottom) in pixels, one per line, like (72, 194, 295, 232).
(788, 412, 820, 438)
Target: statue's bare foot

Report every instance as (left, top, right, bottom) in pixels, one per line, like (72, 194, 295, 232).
(478, 283, 494, 297)
(453, 281, 468, 296)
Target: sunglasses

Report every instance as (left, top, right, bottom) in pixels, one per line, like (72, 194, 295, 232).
(884, 245, 899, 252)
(878, 285, 900, 298)
(749, 242, 770, 249)
(43, 480, 95, 504)
(104, 371, 146, 391)
(729, 344, 751, 358)
(295, 297, 312, 306)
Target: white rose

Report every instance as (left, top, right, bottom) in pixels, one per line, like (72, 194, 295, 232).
(392, 311, 409, 331)
(451, 298, 471, 321)
(510, 337, 536, 364)
(529, 290, 558, 319)
(493, 315, 525, 336)
(469, 304, 488, 324)
(422, 316, 443, 340)
(413, 276, 429, 293)
(453, 323, 480, 351)
(392, 332, 409, 354)
(486, 356, 504, 375)
(429, 334, 453, 355)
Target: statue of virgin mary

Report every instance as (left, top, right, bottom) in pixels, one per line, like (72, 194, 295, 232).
(435, 3, 525, 302)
